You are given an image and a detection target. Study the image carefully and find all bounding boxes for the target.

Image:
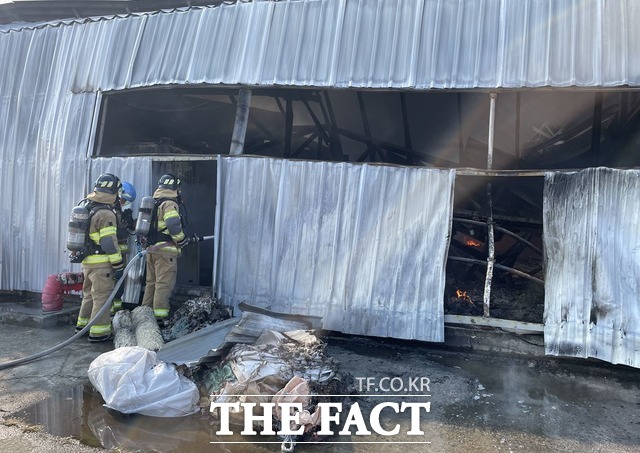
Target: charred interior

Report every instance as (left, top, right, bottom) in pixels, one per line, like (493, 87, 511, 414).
(95, 87, 640, 323)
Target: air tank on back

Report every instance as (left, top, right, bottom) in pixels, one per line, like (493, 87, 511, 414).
(135, 196, 155, 236)
(67, 205, 90, 251)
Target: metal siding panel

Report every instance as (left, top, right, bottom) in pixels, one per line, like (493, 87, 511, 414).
(4, 1, 640, 92)
(215, 157, 453, 342)
(2, 0, 640, 292)
(544, 168, 640, 368)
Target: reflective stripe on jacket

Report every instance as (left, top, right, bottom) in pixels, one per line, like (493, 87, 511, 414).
(82, 207, 123, 267)
(151, 191, 185, 256)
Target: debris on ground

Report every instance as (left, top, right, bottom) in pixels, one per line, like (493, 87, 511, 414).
(195, 325, 355, 447)
(156, 318, 237, 367)
(197, 329, 336, 406)
(161, 295, 232, 342)
(222, 302, 322, 345)
(112, 306, 164, 351)
(89, 299, 355, 449)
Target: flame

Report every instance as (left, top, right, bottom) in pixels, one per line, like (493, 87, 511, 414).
(456, 289, 472, 303)
(465, 238, 481, 247)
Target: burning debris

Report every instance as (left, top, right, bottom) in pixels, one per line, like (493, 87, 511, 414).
(445, 289, 482, 316)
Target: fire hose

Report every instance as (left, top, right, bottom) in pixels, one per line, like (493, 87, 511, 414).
(0, 234, 213, 371)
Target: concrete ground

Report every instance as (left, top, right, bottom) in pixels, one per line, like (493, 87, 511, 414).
(0, 323, 110, 452)
(0, 304, 639, 452)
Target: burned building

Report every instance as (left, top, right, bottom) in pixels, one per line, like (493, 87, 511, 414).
(1, 0, 639, 366)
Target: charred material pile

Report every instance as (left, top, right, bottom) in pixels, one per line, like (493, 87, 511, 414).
(161, 295, 232, 342)
(90, 299, 354, 450)
(445, 289, 482, 316)
(194, 328, 354, 446)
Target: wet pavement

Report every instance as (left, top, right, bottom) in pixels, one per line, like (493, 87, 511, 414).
(1, 323, 640, 452)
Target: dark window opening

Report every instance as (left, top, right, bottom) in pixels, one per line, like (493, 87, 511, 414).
(95, 86, 640, 322)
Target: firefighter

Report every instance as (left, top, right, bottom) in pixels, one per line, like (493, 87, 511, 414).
(75, 173, 125, 342)
(141, 174, 187, 323)
(111, 181, 137, 314)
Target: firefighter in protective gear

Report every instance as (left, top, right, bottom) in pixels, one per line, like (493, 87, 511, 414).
(111, 181, 137, 314)
(141, 174, 187, 322)
(75, 173, 125, 342)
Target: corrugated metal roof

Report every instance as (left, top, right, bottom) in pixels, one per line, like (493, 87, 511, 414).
(215, 156, 455, 342)
(544, 168, 640, 368)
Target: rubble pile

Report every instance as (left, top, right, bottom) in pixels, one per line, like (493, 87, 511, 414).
(161, 295, 232, 342)
(90, 302, 354, 447)
(198, 330, 336, 400)
(195, 329, 353, 443)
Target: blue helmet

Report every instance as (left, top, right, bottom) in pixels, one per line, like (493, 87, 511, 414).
(120, 181, 136, 205)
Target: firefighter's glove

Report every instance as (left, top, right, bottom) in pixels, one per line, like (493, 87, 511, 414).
(176, 236, 189, 248)
(121, 208, 135, 230)
(112, 261, 125, 282)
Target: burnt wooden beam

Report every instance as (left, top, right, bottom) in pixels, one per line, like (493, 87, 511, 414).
(483, 92, 498, 317)
(454, 209, 542, 226)
(274, 97, 286, 116)
(457, 92, 464, 160)
(448, 256, 544, 285)
(229, 89, 251, 155)
(400, 92, 412, 151)
(302, 100, 331, 143)
(284, 97, 293, 158)
(356, 92, 376, 161)
(337, 127, 457, 167)
(453, 217, 542, 255)
(591, 91, 603, 166)
(291, 132, 319, 158)
(321, 91, 344, 160)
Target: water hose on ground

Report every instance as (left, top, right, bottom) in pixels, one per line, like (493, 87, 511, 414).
(0, 234, 214, 371)
(0, 251, 147, 371)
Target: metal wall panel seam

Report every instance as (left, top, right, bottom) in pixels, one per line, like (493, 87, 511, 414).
(254, 0, 276, 85)
(328, 0, 346, 87)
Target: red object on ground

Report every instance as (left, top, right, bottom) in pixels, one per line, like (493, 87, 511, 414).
(41, 273, 84, 312)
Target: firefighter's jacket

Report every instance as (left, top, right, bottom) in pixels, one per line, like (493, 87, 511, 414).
(150, 187, 186, 257)
(82, 191, 124, 269)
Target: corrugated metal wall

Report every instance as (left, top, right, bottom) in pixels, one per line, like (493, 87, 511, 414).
(5, 0, 640, 90)
(215, 156, 455, 342)
(544, 168, 640, 368)
(1, 0, 639, 292)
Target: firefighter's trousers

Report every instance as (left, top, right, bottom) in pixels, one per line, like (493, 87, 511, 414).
(141, 253, 177, 320)
(77, 265, 115, 336)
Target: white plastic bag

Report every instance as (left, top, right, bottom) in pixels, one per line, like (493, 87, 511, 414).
(88, 346, 200, 417)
